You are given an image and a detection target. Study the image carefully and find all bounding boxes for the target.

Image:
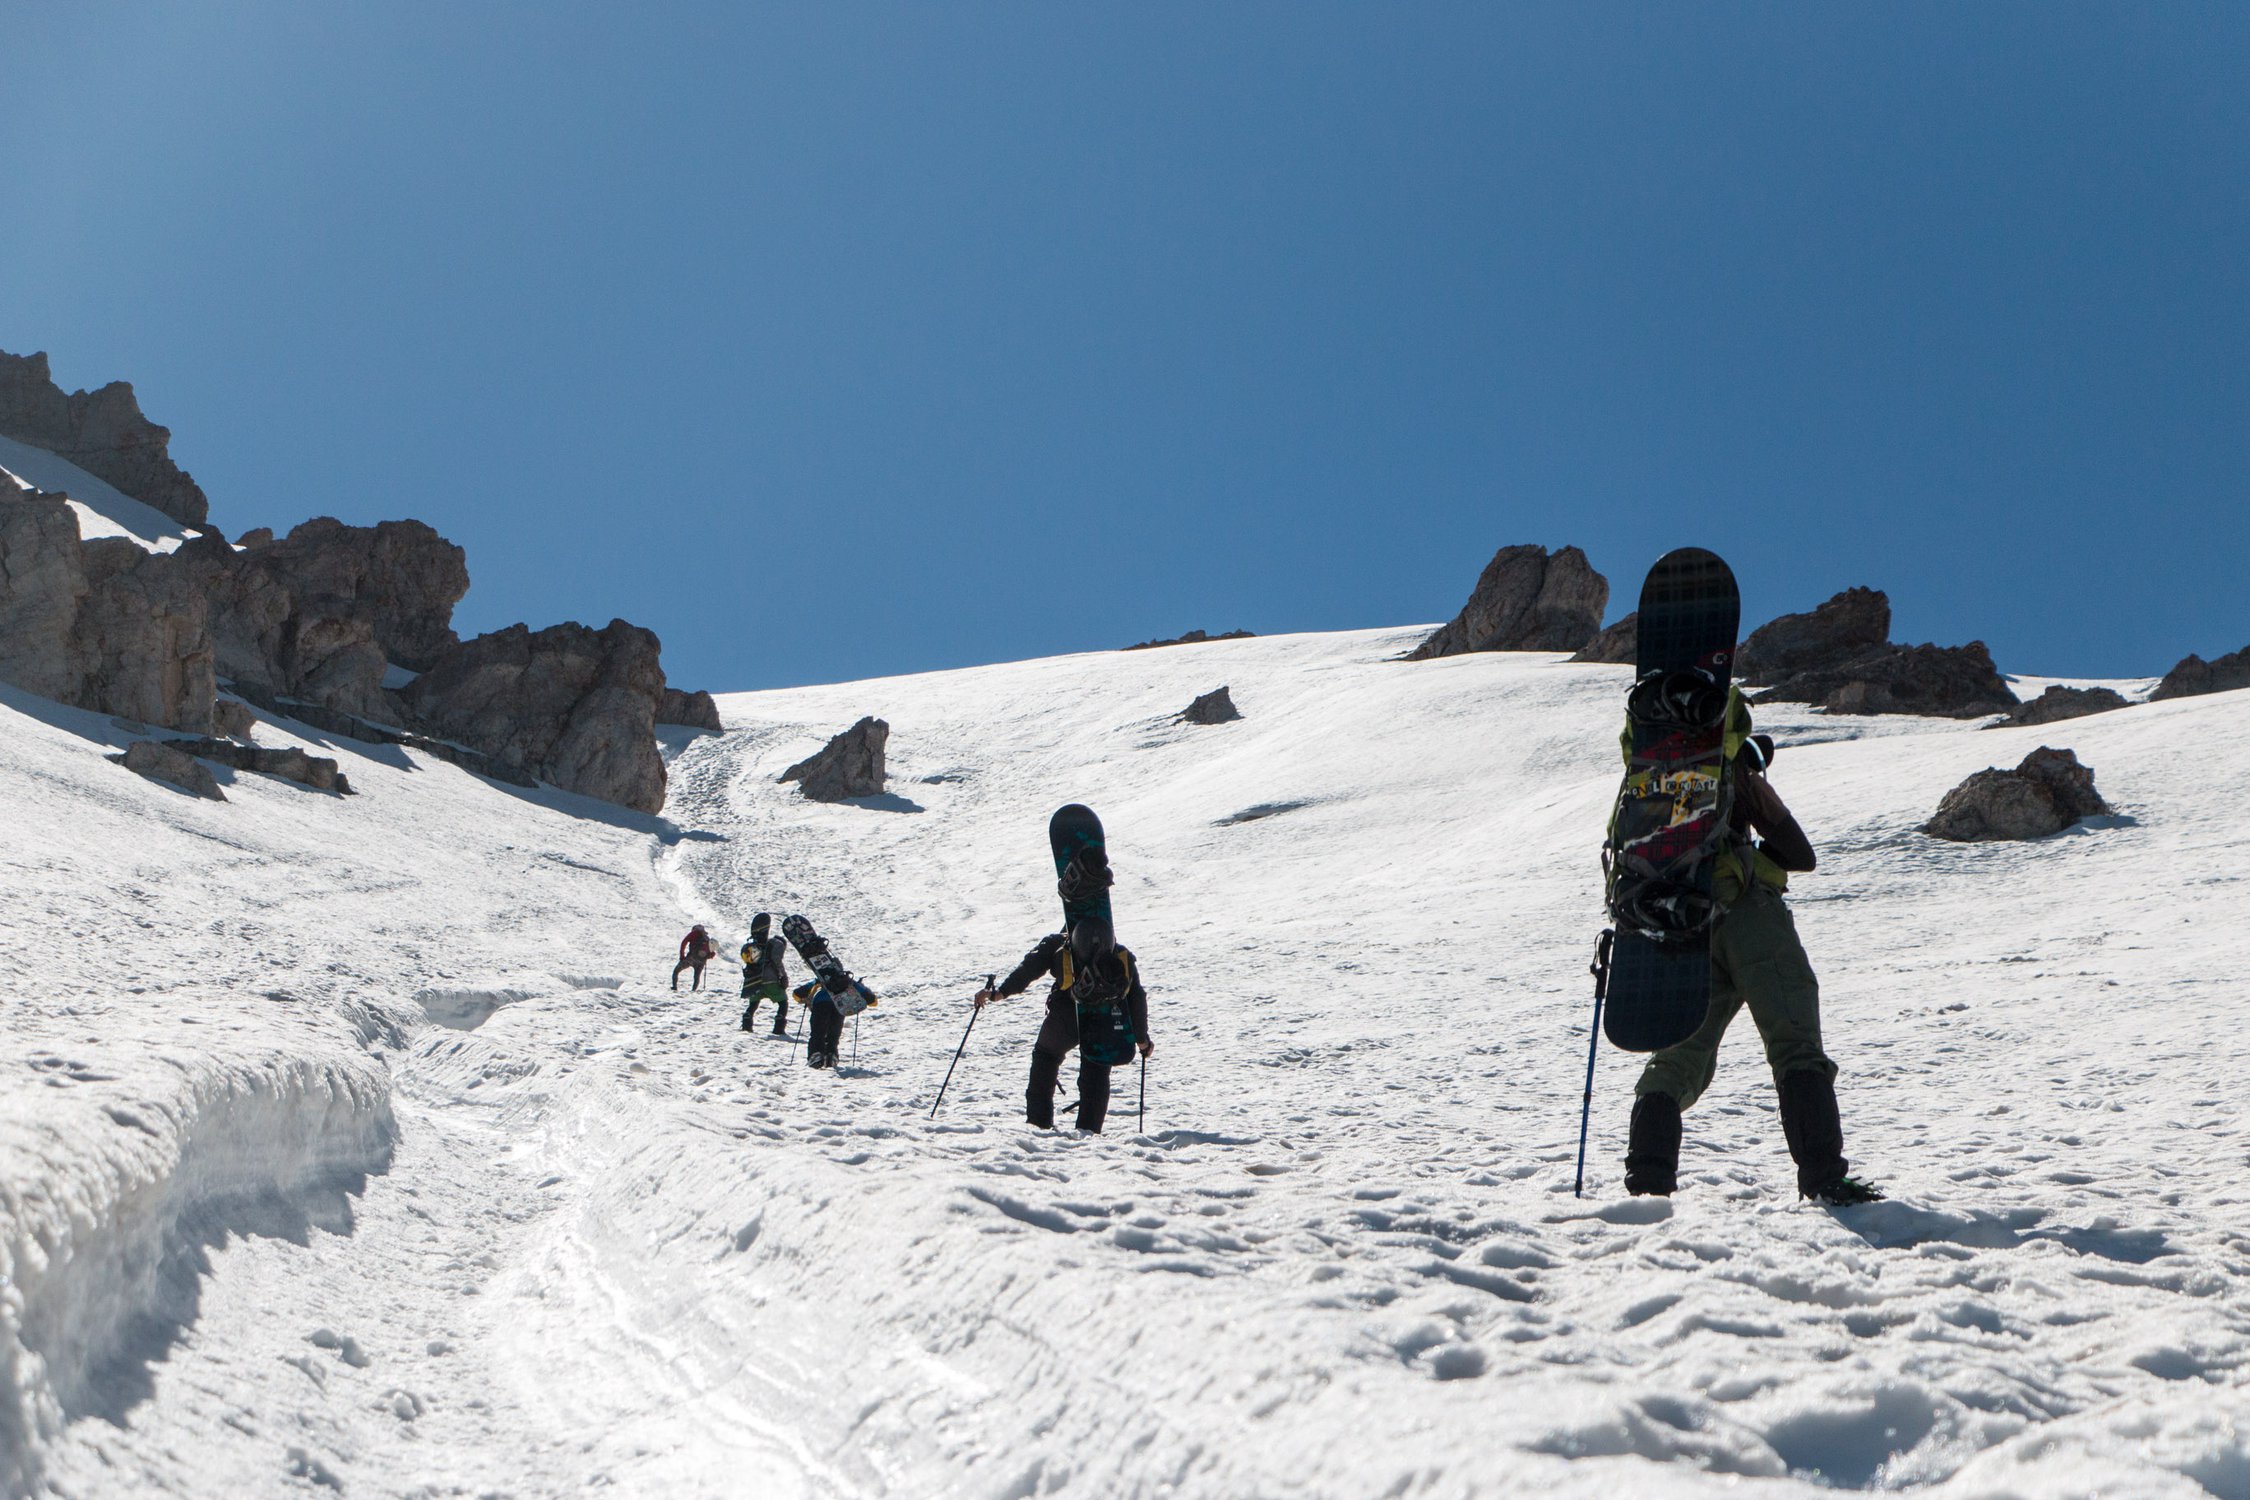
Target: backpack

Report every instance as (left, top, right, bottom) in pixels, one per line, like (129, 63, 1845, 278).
(1603, 683, 1755, 941)
(1058, 945, 1139, 1065)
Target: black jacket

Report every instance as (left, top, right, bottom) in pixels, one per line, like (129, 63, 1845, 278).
(999, 933, 1151, 1045)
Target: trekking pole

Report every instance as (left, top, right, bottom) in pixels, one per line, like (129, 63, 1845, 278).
(852, 1013, 860, 1067)
(1573, 930, 1615, 1199)
(1138, 1056, 1147, 1133)
(928, 975, 994, 1119)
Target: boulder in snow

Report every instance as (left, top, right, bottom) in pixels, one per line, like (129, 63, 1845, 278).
(0, 349, 209, 527)
(403, 619, 669, 813)
(2149, 645, 2250, 702)
(1923, 747, 2110, 842)
(1989, 685, 2128, 728)
(1735, 587, 1890, 685)
(161, 737, 354, 795)
(1568, 612, 1638, 665)
(211, 698, 258, 741)
(780, 716, 888, 801)
(659, 686, 723, 732)
(1125, 628, 1256, 651)
(1180, 686, 1241, 724)
(1753, 641, 2017, 719)
(113, 740, 225, 800)
(1406, 544, 1609, 659)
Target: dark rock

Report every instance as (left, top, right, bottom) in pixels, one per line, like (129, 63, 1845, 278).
(1569, 613, 1637, 665)
(1923, 747, 2110, 842)
(1407, 545, 1608, 659)
(780, 717, 888, 802)
(161, 736, 354, 795)
(114, 740, 225, 800)
(1989, 685, 2129, 728)
(403, 619, 668, 812)
(1753, 641, 2017, 719)
(1125, 628, 1256, 651)
(1735, 588, 1890, 685)
(235, 526, 274, 550)
(256, 517, 469, 671)
(0, 494, 90, 702)
(223, 677, 540, 789)
(1180, 686, 1241, 724)
(0, 349, 209, 527)
(212, 698, 258, 740)
(659, 687, 723, 732)
(2149, 645, 2250, 702)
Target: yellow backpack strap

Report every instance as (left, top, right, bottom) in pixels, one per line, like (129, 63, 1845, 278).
(1058, 947, 1074, 990)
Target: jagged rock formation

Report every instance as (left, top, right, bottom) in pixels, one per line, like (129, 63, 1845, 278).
(1923, 747, 2110, 842)
(211, 699, 258, 741)
(1569, 613, 1637, 665)
(0, 495, 215, 732)
(659, 687, 722, 732)
(403, 620, 669, 813)
(159, 737, 353, 794)
(1989, 685, 2128, 728)
(780, 717, 889, 802)
(1407, 545, 1608, 660)
(112, 741, 225, 800)
(1126, 629, 1256, 651)
(1735, 588, 1891, 685)
(1180, 686, 1241, 724)
(2150, 646, 2250, 702)
(0, 350, 208, 527)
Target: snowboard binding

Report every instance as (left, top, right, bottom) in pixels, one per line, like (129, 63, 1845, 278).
(1057, 846, 1113, 905)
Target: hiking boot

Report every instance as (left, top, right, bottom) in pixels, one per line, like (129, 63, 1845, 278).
(1803, 1175, 1886, 1207)
(1777, 1069, 1852, 1200)
(1623, 1092, 1682, 1196)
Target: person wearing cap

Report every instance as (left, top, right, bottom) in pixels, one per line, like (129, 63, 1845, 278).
(976, 917, 1154, 1132)
(739, 913, 792, 1034)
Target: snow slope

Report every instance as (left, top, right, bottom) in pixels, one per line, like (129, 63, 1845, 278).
(0, 435, 200, 551)
(3, 628, 2247, 1497)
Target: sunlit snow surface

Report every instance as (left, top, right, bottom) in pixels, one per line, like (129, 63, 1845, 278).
(2, 629, 2246, 1497)
(0, 435, 199, 551)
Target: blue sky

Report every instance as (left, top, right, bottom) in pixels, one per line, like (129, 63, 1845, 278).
(4, 4, 2244, 688)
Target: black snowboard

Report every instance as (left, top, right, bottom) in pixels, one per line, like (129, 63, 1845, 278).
(780, 914, 870, 1020)
(1048, 805, 1136, 1067)
(1601, 548, 1741, 1052)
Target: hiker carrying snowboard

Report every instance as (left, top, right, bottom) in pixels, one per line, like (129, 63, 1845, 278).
(976, 916, 1153, 1133)
(794, 974, 874, 1069)
(739, 913, 792, 1033)
(1625, 733, 1881, 1205)
(673, 924, 716, 992)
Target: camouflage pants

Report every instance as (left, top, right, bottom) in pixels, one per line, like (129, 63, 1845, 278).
(1634, 885, 1835, 1110)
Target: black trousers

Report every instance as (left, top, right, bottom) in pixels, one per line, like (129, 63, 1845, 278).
(1027, 997, 1114, 1131)
(808, 1002, 843, 1063)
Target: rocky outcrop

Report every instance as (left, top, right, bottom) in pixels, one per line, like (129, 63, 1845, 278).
(1752, 641, 2017, 719)
(0, 350, 208, 527)
(658, 687, 722, 732)
(160, 737, 353, 795)
(780, 717, 888, 802)
(1125, 629, 1256, 651)
(253, 517, 468, 671)
(224, 679, 537, 788)
(211, 698, 258, 740)
(1407, 545, 1608, 660)
(1989, 685, 2128, 728)
(1180, 686, 1241, 724)
(112, 740, 225, 800)
(1735, 588, 1890, 685)
(2149, 646, 2250, 702)
(403, 620, 667, 811)
(1569, 613, 1638, 665)
(1923, 747, 2110, 842)
(0, 496, 215, 732)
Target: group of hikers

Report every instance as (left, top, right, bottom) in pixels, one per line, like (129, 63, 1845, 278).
(656, 709, 1877, 1200)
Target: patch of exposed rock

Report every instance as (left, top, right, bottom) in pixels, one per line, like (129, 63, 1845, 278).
(1735, 587, 1890, 684)
(161, 737, 354, 795)
(780, 717, 888, 802)
(1753, 640, 2017, 719)
(1569, 613, 1637, 665)
(111, 740, 225, 800)
(0, 495, 215, 732)
(1408, 545, 1608, 659)
(1988, 685, 2128, 729)
(403, 620, 669, 813)
(2149, 645, 2250, 702)
(212, 698, 258, 741)
(224, 679, 537, 788)
(0, 350, 208, 527)
(1923, 747, 2110, 842)
(1126, 629, 1257, 651)
(1180, 686, 1241, 724)
(659, 687, 723, 732)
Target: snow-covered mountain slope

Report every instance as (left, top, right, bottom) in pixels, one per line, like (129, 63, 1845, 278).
(0, 435, 199, 550)
(3, 628, 2246, 1497)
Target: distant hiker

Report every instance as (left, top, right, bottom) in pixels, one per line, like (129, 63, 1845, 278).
(673, 924, 716, 991)
(976, 917, 1152, 1133)
(1626, 733, 1883, 1205)
(795, 975, 875, 1069)
(739, 913, 791, 1034)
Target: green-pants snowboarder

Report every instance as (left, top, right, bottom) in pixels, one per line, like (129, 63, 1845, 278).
(1625, 742, 1882, 1205)
(738, 913, 792, 1034)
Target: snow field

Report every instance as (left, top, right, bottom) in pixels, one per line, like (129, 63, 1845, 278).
(0, 623, 2245, 1495)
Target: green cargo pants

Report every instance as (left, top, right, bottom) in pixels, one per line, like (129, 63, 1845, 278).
(1633, 884, 1835, 1110)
